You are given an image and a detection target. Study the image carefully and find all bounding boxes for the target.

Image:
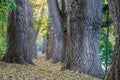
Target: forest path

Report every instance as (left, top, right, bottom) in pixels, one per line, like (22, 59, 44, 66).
(0, 54, 100, 80)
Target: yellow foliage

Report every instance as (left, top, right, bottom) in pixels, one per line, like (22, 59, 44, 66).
(31, 0, 49, 38)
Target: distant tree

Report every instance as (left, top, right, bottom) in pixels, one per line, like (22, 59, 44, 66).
(46, 25, 54, 60)
(62, 0, 104, 78)
(26, 2, 37, 59)
(105, 0, 120, 79)
(3, 0, 34, 65)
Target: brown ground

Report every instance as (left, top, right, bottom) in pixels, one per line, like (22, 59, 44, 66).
(0, 54, 101, 80)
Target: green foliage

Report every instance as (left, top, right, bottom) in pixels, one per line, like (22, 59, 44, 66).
(33, 0, 49, 47)
(34, 13, 48, 38)
(62, 25, 67, 32)
(0, 0, 13, 60)
(100, 27, 115, 68)
(0, 33, 6, 60)
(102, 3, 113, 27)
(100, 1, 115, 69)
(45, 18, 51, 43)
(0, 0, 16, 24)
(39, 13, 48, 37)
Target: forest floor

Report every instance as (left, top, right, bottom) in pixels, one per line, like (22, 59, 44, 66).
(0, 54, 101, 80)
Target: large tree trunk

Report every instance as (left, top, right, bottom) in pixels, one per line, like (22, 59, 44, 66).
(3, 0, 34, 65)
(47, 0, 64, 63)
(105, 0, 120, 80)
(26, 2, 37, 59)
(62, 0, 103, 78)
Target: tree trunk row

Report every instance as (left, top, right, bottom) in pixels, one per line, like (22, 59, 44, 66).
(3, 0, 120, 79)
(47, 0, 104, 78)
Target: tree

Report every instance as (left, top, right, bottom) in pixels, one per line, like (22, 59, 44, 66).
(46, 25, 55, 60)
(62, 0, 103, 78)
(3, 0, 34, 65)
(26, 2, 37, 59)
(105, 0, 120, 79)
(47, 0, 67, 63)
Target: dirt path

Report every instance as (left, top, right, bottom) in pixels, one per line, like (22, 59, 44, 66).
(0, 54, 101, 80)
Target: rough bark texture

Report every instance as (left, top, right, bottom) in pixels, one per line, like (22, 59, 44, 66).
(47, 0, 64, 63)
(3, 0, 34, 65)
(46, 26, 54, 60)
(26, 2, 37, 59)
(47, 25, 64, 63)
(62, 0, 103, 78)
(105, 0, 120, 80)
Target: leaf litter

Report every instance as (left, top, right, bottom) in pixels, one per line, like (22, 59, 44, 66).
(0, 54, 101, 80)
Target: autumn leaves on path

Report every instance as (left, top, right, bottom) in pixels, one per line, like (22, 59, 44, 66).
(0, 54, 100, 80)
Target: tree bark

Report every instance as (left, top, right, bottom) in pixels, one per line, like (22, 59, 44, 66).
(46, 26, 54, 60)
(3, 0, 34, 65)
(47, 0, 64, 63)
(26, 2, 37, 59)
(105, 0, 120, 80)
(62, 0, 103, 78)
